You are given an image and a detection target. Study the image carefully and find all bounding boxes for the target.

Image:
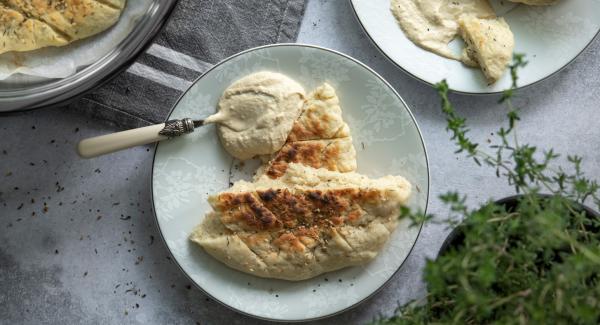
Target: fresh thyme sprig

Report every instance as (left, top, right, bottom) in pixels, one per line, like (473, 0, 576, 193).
(436, 54, 599, 207)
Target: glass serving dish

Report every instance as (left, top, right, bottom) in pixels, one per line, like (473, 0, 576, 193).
(0, 0, 177, 112)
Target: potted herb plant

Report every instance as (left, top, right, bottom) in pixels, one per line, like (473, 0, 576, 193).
(377, 55, 600, 324)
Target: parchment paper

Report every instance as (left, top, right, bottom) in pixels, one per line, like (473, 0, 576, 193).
(0, 0, 151, 81)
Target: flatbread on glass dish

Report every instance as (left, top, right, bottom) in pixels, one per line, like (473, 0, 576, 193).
(0, 0, 126, 55)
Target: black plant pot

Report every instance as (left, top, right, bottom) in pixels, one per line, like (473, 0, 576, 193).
(437, 194, 600, 257)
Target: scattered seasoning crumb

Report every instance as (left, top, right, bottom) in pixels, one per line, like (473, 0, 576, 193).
(124, 310, 128, 316)
(55, 249, 59, 254)
(83, 271, 88, 277)
(17, 203, 23, 210)
(275, 294, 279, 297)
(120, 216, 131, 221)
(141, 294, 146, 298)
(324, 278, 328, 282)
(149, 235, 154, 245)
(170, 284, 175, 288)
(96, 215, 102, 220)
(361, 142, 365, 150)
(338, 279, 342, 282)
(112, 202, 120, 206)
(312, 289, 316, 292)
(29, 162, 35, 166)
(135, 303, 139, 308)
(5, 171, 12, 176)
(74, 128, 79, 133)
(94, 248, 98, 254)
(94, 168, 101, 173)
(30, 198, 35, 203)
(186, 285, 192, 290)
(31, 212, 35, 216)
(43, 206, 48, 213)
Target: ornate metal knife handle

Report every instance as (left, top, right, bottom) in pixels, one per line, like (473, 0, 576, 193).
(78, 117, 206, 158)
(159, 118, 204, 137)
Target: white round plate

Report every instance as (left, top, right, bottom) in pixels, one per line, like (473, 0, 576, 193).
(350, 0, 600, 94)
(151, 44, 429, 322)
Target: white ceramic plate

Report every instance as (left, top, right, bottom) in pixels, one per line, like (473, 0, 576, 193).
(350, 0, 600, 94)
(151, 44, 429, 322)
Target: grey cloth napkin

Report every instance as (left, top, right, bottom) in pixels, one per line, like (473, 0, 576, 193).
(73, 0, 306, 128)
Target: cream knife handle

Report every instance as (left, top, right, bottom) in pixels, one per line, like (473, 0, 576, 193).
(77, 123, 168, 158)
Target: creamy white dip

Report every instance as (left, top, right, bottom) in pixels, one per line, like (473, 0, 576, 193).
(390, 0, 495, 61)
(205, 71, 305, 160)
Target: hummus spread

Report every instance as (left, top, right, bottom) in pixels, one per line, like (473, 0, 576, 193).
(390, 0, 496, 61)
(205, 72, 306, 160)
(390, 0, 516, 83)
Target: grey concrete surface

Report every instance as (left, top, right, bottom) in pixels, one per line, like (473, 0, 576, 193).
(1, 0, 599, 324)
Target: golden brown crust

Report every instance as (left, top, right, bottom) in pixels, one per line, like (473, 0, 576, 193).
(259, 83, 357, 180)
(213, 187, 386, 248)
(264, 138, 357, 179)
(286, 84, 349, 142)
(191, 164, 412, 281)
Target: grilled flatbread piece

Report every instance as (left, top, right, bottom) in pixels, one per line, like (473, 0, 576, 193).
(258, 83, 357, 179)
(190, 163, 411, 281)
(287, 83, 350, 141)
(259, 137, 357, 179)
(0, 0, 125, 55)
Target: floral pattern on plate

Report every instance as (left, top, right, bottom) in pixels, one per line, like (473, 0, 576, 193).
(152, 44, 429, 321)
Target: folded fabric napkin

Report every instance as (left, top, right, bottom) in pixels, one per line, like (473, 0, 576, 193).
(73, 0, 306, 128)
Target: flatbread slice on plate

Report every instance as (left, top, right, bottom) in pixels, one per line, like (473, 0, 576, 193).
(257, 83, 357, 179)
(190, 163, 412, 281)
(259, 137, 357, 179)
(459, 16, 514, 84)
